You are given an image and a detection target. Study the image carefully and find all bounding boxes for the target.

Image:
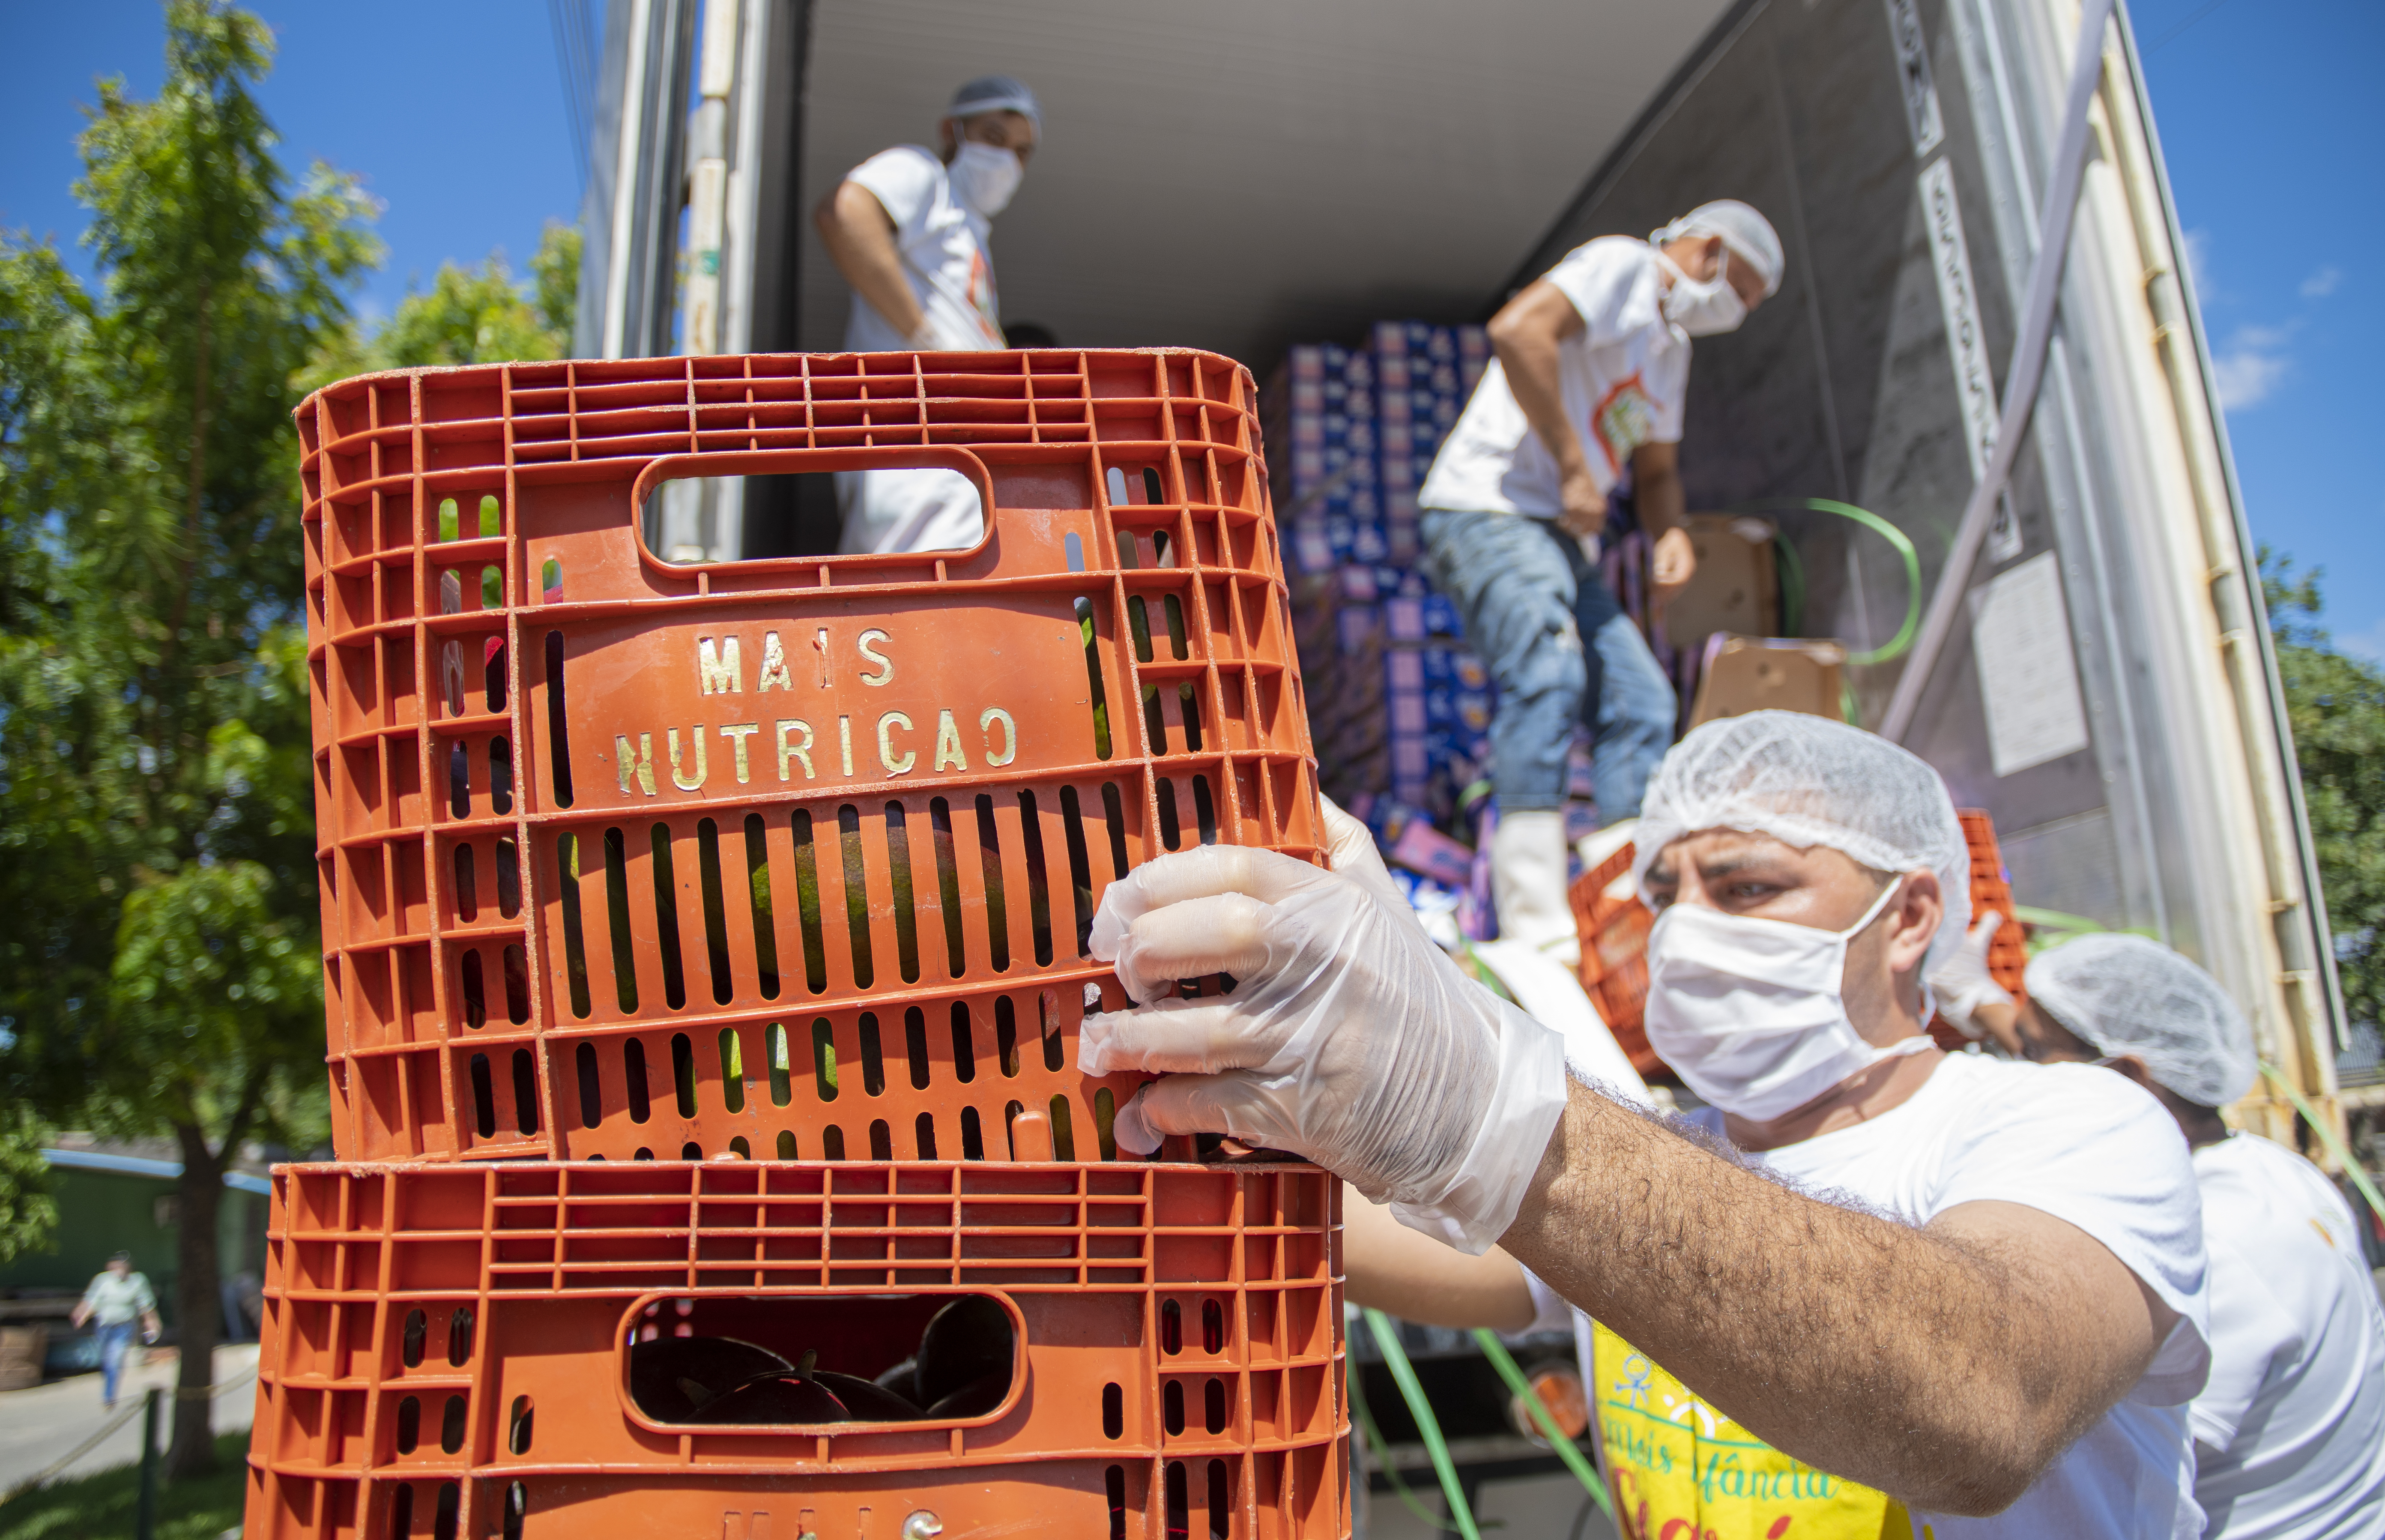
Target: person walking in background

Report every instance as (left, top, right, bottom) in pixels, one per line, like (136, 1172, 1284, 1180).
(70, 1250, 160, 1411)
(814, 75, 1041, 555)
(1417, 200, 1780, 961)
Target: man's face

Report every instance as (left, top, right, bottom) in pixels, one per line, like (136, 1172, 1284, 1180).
(108, 1259, 130, 1277)
(940, 109, 1038, 165)
(1659, 234, 1767, 315)
(1642, 828, 1940, 1042)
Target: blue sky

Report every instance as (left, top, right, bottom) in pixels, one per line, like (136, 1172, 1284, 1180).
(3, 0, 2376, 652)
(0, 0, 587, 326)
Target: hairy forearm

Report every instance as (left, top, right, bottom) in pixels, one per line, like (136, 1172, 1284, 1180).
(1500, 1085, 2112, 1514)
(815, 185, 924, 340)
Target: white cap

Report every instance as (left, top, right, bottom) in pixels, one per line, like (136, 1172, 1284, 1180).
(2026, 934, 2258, 1108)
(950, 75, 1041, 128)
(1652, 200, 1785, 297)
(1632, 711, 1970, 974)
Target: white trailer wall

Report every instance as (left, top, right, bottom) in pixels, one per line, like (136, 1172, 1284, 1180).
(1497, 0, 2339, 1135)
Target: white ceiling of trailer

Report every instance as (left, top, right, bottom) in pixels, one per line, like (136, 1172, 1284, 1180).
(796, 0, 1736, 371)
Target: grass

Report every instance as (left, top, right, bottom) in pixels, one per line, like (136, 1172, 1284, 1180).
(0, 1431, 251, 1540)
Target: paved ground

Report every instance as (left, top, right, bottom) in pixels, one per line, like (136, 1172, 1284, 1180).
(0, 1343, 260, 1491)
(1362, 1469, 1616, 1540)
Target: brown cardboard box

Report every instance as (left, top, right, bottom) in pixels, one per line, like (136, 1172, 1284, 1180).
(1687, 634, 1847, 727)
(1661, 514, 1778, 651)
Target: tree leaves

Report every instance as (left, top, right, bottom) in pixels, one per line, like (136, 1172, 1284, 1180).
(0, 0, 372, 1160)
(299, 219, 577, 390)
(2262, 550, 2385, 1031)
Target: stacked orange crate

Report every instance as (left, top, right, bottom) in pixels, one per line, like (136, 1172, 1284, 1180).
(254, 350, 1351, 1539)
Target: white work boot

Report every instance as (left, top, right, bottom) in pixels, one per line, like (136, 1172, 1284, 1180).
(1490, 809, 1581, 966)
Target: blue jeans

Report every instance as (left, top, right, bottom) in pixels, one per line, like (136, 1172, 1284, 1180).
(1421, 508, 1676, 820)
(96, 1320, 136, 1404)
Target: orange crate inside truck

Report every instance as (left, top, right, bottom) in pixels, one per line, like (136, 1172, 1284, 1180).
(296, 350, 1322, 1164)
(239, 1160, 1349, 1540)
(1569, 809, 2031, 1075)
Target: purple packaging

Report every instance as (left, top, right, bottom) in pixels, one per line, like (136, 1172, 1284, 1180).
(1336, 604, 1379, 656)
(1389, 819, 1477, 888)
(1385, 596, 1426, 642)
(1293, 520, 1334, 575)
(1389, 691, 1426, 734)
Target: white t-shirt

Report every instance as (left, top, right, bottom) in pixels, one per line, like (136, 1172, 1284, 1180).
(1526, 1054, 2212, 1538)
(1417, 236, 1691, 517)
(840, 145, 1006, 352)
(834, 146, 1000, 553)
(2189, 1130, 2385, 1539)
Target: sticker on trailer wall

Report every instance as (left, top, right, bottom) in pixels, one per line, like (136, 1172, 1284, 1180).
(1884, 0, 1946, 157)
(1972, 551, 2092, 776)
(1919, 156, 2024, 564)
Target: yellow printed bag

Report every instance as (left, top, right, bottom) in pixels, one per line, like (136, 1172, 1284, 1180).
(1593, 1321, 1919, 1540)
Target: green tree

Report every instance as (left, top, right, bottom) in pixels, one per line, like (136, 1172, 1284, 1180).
(303, 219, 578, 385)
(0, 1, 374, 1477)
(2263, 551, 2385, 1033)
(0, 1111, 61, 1265)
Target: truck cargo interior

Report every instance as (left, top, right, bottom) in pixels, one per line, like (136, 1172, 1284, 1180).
(729, 0, 2335, 1121)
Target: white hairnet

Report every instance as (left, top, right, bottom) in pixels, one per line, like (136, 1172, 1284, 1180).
(950, 75, 1041, 127)
(1652, 200, 1784, 297)
(2026, 934, 2257, 1108)
(1632, 712, 1970, 974)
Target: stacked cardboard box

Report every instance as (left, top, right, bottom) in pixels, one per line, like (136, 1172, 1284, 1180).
(1266, 324, 1507, 938)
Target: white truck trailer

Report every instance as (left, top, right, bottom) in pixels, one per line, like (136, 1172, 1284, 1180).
(570, 0, 2346, 1148)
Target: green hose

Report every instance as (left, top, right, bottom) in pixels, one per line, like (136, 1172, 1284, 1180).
(2260, 1063, 2385, 1232)
(1733, 498, 1923, 668)
(1349, 1358, 1475, 1533)
(1470, 1330, 1614, 1518)
(1364, 1309, 1483, 1540)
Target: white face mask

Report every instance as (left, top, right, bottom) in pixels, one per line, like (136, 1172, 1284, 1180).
(1659, 248, 1749, 338)
(1643, 877, 1933, 1121)
(950, 140, 1023, 216)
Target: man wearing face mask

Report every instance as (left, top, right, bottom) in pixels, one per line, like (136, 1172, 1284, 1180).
(1416, 201, 1780, 963)
(1082, 712, 2210, 1535)
(813, 75, 1039, 554)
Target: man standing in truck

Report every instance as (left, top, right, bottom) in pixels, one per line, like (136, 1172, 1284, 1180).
(1417, 200, 1781, 961)
(813, 75, 1040, 555)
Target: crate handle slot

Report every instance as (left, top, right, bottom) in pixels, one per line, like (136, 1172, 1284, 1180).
(627, 448, 999, 574)
(614, 1288, 1028, 1435)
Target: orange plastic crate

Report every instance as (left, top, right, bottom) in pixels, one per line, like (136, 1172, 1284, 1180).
(241, 1159, 1350, 1540)
(1566, 841, 1660, 1077)
(295, 350, 1321, 1163)
(1572, 812, 2031, 1069)
(1928, 809, 2029, 1050)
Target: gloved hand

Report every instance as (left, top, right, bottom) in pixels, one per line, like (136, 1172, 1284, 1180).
(1318, 794, 1410, 917)
(1926, 912, 2014, 1040)
(1077, 830, 1568, 1253)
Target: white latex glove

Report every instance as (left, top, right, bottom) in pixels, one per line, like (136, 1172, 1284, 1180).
(1926, 912, 2014, 1040)
(1318, 794, 1410, 916)
(1077, 839, 1568, 1253)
